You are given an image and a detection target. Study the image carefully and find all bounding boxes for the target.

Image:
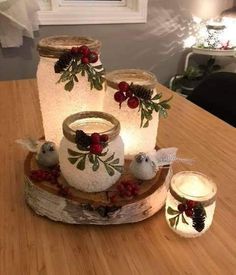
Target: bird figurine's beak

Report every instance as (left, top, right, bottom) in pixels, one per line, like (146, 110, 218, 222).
(135, 153, 146, 163)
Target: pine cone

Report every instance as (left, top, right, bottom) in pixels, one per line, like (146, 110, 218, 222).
(192, 204, 206, 232)
(54, 52, 72, 73)
(75, 130, 91, 148)
(130, 84, 153, 100)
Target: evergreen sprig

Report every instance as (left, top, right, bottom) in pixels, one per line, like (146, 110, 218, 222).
(68, 149, 123, 176)
(139, 93, 172, 128)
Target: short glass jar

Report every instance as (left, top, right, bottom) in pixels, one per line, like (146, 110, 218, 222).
(104, 69, 159, 159)
(37, 36, 105, 146)
(165, 171, 217, 238)
(59, 112, 124, 192)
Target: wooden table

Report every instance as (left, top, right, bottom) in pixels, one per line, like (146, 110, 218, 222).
(0, 79, 235, 275)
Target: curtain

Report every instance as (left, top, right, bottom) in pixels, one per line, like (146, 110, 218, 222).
(0, 0, 39, 47)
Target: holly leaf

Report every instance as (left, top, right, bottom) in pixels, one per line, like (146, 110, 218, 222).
(64, 80, 74, 92)
(77, 156, 86, 170)
(68, 149, 83, 156)
(167, 207, 180, 215)
(175, 215, 180, 228)
(169, 216, 177, 228)
(94, 65, 103, 70)
(182, 213, 189, 225)
(143, 120, 149, 128)
(68, 157, 78, 164)
(112, 165, 123, 174)
(88, 154, 94, 164)
(110, 158, 120, 165)
(74, 75, 79, 82)
(105, 153, 115, 162)
(105, 165, 115, 176)
(152, 93, 162, 101)
(92, 157, 99, 171)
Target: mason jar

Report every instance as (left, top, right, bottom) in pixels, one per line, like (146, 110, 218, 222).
(59, 112, 124, 193)
(165, 171, 217, 238)
(37, 36, 105, 146)
(104, 69, 159, 159)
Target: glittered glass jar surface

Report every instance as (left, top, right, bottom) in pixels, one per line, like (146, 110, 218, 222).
(103, 69, 159, 159)
(59, 112, 124, 192)
(165, 171, 217, 238)
(37, 36, 105, 146)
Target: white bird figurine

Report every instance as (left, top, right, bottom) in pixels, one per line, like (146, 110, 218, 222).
(130, 148, 193, 180)
(129, 152, 158, 180)
(16, 138, 59, 168)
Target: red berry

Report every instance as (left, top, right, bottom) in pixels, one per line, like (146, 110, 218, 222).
(90, 144, 103, 155)
(178, 203, 186, 212)
(81, 57, 89, 64)
(100, 134, 109, 143)
(71, 47, 79, 55)
(114, 91, 126, 103)
(91, 133, 101, 144)
(118, 81, 130, 93)
(78, 45, 90, 57)
(125, 90, 133, 98)
(125, 191, 132, 197)
(127, 97, 139, 109)
(88, 51, 98, 63)
(185, 209, 193, 217)
(186, 200, 197, 209)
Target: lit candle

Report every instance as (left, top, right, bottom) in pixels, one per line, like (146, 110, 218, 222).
(103, 69, 159, 159)
(165, 171, 217, 238)
(59, 112, 124, 192)
(37, 36, 105, 146)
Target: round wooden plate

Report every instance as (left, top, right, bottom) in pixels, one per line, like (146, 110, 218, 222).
(24, 153, 172, 224)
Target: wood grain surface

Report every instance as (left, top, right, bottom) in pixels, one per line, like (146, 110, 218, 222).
(0, 79, 235, 275)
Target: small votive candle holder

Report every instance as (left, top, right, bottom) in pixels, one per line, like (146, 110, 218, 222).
(165, 171, 217, 238)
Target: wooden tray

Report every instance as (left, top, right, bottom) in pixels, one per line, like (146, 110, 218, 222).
(24, 153, 172, 225)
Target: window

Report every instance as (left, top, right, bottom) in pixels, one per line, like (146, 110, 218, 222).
(38, 0, 148, 25)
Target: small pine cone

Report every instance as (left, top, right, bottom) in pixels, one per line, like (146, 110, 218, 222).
(75, 130, 91, 148)
(130, 84, 153, 101)
(54, 52, 72, 73)
(192, 205, 206, 232)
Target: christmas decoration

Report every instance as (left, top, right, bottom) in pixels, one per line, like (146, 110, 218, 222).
(55, 45, 105, 91)
(113, 81, 172, 128)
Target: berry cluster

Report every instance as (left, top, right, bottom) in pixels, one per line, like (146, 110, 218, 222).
(114, 81, 172, 128)
(71, 45, 98, 65)
(30, 165, 60, 184)
(75, 130, 108, 155)
(29, 166, 71, 197)
(55, 46, 98, 74)
(114, 81, 139, 109)
(109, 180, 139, 203)
(177, 200, 197, 218)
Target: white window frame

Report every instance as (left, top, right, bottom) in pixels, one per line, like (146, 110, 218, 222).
(38, 0, 148, 25)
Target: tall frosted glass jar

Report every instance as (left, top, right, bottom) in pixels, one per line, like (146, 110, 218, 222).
(59, 112, 124, 193)
(165, 171, 217, 238)
(37, 36, 105, 146)
(104, 69, 159, 159)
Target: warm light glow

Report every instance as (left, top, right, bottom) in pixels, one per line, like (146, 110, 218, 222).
(165, 171, 217, 238)
(183, 36, 196, 48)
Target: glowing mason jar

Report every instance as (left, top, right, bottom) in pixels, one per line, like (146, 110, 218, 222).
(59, 112, 124, 193)
(104, 69, 159, 159)
(165, 171, 217, 238)
(37, 36, 105, 146)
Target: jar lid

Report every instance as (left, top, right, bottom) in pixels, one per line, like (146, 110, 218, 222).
(62, 111, 120, 143)
(170, 171, 217, 206)
(38, 36, 101, 58)
(106, 69, 157, 90)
